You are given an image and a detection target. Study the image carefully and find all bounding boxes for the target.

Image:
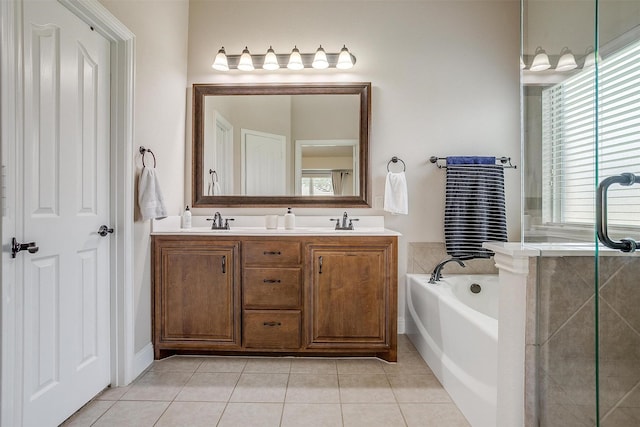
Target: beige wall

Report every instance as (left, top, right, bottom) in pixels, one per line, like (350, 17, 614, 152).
(102, 0, 520, 353)
(187, 0, 521, 326)
(98, 0, 190, 352)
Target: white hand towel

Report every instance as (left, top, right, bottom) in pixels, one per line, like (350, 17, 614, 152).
(138, 167, 168, 221)
(384, 171, 408, 215)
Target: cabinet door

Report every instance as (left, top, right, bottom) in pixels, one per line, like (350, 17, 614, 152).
(159, 244, 240, 347)
(308, 245, 391, 348)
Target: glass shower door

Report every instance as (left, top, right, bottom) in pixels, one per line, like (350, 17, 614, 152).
(523, 0, 640, 425)
(594, 1, 640, 425)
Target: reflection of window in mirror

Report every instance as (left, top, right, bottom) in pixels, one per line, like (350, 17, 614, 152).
(295, 139, 358, 196)
(301, 172, 334, 196)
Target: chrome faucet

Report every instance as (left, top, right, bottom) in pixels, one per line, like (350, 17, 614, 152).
(331, 211, 359, 230)
(209, 212, 234, 230)
(429, 257, 465, 283)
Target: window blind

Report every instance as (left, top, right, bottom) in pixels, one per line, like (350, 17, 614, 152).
(542, 40, 640, 228)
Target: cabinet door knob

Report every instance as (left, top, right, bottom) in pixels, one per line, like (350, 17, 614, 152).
(319, 256, 323, 274)
(263, 321, 281, 327)
(221, 255, 226, 274)
(263, 279, 281, 284)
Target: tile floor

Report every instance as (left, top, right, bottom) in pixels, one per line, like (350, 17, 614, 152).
(62, 335, 470, 427)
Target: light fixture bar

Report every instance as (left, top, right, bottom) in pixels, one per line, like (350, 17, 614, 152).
(215, 49, 357, 71)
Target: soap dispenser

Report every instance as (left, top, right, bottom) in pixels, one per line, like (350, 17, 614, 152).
(284, 207, 295, 230)
(181, 205, 192, 229)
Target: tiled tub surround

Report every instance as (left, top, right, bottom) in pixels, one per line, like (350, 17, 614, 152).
(486, 243, 640, 427)
(62, 336, 470, 427)
(408, 242, 498, 275)
(536, 253, 640, 426)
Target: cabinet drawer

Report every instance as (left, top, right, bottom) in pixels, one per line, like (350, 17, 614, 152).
(243, 310, 301, 349)
(243, 241, 301, 265)
(243, 268, 301, 308)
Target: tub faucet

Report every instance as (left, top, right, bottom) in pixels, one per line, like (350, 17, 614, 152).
(429, 257, 466, 283)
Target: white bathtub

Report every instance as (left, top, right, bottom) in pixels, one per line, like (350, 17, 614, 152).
(405, 274, 498, 427)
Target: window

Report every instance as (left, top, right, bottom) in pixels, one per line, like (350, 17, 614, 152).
(301, 171, 334, 196)
(542, 40, 640, 228)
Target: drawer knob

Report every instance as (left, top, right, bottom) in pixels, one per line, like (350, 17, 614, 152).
(263, 279, 282, 284)
(263, 321, 282, 327)
(263, 251, 282, 255)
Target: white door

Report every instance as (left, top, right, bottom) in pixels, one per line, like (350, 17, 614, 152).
(20, 1, 111, 425)
(241, 129, 286, 195)
(204, 110, 233, 195)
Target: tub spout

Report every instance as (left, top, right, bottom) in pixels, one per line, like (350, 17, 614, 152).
(429, 257, 466, 283)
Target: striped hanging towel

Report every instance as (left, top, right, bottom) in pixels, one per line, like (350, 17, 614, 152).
(444, 157, 507, 259)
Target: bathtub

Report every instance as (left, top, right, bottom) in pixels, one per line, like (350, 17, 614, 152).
(405, 274, 498, 427)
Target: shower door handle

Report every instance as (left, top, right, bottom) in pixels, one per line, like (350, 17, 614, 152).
(596, 172, 639, 252)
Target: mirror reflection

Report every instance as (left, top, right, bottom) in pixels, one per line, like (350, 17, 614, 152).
(192, 83, 371, 207)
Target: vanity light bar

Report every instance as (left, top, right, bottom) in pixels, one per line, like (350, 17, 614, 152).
(212, 45, 356, 71)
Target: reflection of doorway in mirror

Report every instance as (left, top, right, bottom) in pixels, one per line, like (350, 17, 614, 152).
(294, 140, 358, 196)
(241, 129, 287, 195)
(203, 110, 233, 195)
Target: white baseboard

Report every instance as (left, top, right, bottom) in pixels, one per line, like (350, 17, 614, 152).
(397, 317, 406, 335)
(132, 343, 154, 380)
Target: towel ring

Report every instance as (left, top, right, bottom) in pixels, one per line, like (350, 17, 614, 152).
(139, 146, 156, 168)
(387, 156, 406, 172)
(209, 169, 218, 182)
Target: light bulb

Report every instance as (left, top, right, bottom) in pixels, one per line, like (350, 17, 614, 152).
(336, 45, 354, 69)
(237, 46, 254, 71)
(263, 46, 280, 70)
(312, 45, 329, 69)
(287, 46, 304, 70)
(212, 47, 229, 71)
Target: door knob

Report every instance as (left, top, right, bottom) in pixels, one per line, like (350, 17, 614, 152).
(11, 237, 39, 258)
(98, 225, 114, 237)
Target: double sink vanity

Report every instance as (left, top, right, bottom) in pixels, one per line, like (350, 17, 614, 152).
(151, 215, 399, 362)
(150, 82, 398, 362)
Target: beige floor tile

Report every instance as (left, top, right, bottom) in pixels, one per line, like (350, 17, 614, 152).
(243, 358, 292, 373)
(388, 374, 453, 403)
(281, 403, 343, 427)
(337, 359, 385, 374)
(120, 371, 192, 401)
(230, 373, 289, 402)
(342, 403, 406, 427)
(339, 374, 396, 403)
(175, 372, 240, 402)
(196, 357, 247, 373)
(285, 374, 340, 403)
(290, 358, 338, 374)
(92, 401, 169, 427)
(154, 401, 226, 427)
(382, 358, 434, 375)
(400, 403, 470, 427)
(94, 385, 130, 401)
(150, 356, 205, 372)
(217, 402, 283, 427)
(61, 400, 115, 426)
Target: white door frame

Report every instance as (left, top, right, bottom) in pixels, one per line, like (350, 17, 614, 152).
(0, 0, 135, 424)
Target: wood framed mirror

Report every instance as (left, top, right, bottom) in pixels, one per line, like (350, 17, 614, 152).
(192, 82, 371, 207)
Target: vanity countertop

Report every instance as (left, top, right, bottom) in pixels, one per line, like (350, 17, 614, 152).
(151, 215, 401, 237)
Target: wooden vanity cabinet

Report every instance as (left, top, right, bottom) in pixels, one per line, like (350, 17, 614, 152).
(152, 234, 397, 361)
(306, 237, 397, 361)
(242, 240, 303, 350)
(152, 236, 241, 359)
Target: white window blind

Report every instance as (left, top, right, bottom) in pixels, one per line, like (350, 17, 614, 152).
(542, 40, 640, 228)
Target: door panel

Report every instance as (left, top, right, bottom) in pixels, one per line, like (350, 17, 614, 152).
(241, 129, 286, 195)
(22, 1, 111, 425)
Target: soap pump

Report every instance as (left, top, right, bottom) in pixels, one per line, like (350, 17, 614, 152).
(181, 205, 192, 229)
(284, 207, 295, 230)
